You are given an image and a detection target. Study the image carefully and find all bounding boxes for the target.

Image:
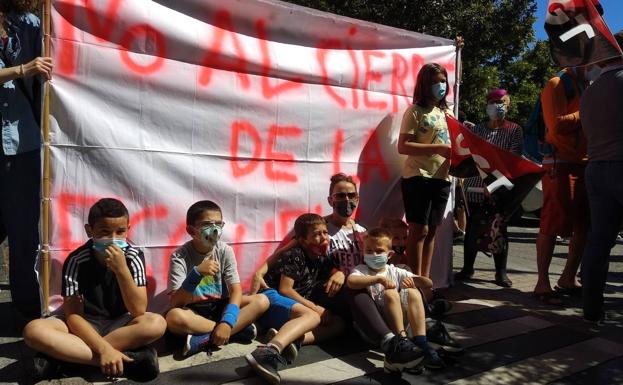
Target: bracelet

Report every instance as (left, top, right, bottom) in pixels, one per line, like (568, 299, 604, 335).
(19, 64, 24, 77)
(220, 303, 240, 327)
(181, 266, 203, 293)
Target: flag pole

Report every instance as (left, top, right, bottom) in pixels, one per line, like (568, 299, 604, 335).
(453, 37, 462, 117)
(453, 37, 469, 217)
(41, 0, 52, 316)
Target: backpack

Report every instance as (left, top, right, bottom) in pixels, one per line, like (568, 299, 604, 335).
(522, 71, 576, 163)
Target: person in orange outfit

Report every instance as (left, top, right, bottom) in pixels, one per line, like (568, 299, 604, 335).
(533, 67, 591, 304)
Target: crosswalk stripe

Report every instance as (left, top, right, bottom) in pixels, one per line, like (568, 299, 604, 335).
(448, 337, 623, 385)
(454, 316, 554, 348)
(446, 298, 496, 315)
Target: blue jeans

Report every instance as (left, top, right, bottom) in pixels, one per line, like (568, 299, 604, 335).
(581, 161, 623, 320)
(0, 149, 41, 308)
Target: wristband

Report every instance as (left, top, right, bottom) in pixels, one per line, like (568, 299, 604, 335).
(220, 303, 240, 327)
(181, 266, 203, 293)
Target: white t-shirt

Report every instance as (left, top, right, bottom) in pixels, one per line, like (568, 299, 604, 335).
(350, 263, 416, 303)
(328, 221, 367, 275)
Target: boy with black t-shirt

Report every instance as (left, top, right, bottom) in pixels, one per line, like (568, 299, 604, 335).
(23, 198, 166, 382)
(246, 213, 346, 384)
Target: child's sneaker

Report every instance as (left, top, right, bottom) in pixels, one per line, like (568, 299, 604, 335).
(265, 327, 302, 363)
(28, 353, 61, 382)
(123, 346, 160, 382)
(183, 332, 212, 357)
(231, 323, 258, 344)
(422, 348, 446, 369)
(245, 345, 287, 384)
(383, 336, 424, 373)
(427, 320, 464, 354)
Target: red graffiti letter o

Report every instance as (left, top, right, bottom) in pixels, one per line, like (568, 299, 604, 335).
(119, 24, 166, 75)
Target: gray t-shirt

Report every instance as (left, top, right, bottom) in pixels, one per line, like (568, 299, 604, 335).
(167, 240, 240, 303)
(580, 65, 623, 161)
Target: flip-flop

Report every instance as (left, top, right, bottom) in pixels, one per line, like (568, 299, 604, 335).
(554, 286, 582, 297)
(532, 291, 564, 306)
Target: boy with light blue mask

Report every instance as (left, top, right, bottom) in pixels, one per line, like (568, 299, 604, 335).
(347, 227, 446, 371)
(22, 198, 166, 382)
(166, 200, 269, 357)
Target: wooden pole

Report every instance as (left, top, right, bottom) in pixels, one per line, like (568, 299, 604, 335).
(453, 40, 468, 217)
(453, 42, 462, 117)
(41, 0, 52, 316)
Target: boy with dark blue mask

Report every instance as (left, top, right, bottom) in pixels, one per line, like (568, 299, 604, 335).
(22, 198, 166, 382)
(166, 200, 269, 356)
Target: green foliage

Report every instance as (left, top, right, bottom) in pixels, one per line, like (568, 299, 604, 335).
(287, 0, 557, 127)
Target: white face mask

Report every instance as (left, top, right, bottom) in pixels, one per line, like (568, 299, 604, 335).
(486, 103, 507, 121)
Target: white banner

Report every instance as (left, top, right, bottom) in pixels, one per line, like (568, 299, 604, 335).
(48, 0, 457, 311)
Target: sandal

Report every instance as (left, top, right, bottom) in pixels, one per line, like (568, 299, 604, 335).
(532, 291, 564, 306)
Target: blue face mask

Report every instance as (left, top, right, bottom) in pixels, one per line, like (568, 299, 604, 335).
(92, 238, 128, 253)
(200, 224, 223, 246)
(431, 82, 447, 101)
(364, 253, 389, 270)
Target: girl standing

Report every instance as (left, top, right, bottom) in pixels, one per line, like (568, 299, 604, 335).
(397, 63, 453, 278)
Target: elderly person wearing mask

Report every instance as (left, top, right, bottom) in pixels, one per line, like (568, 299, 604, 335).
(454, 89, 523, 287)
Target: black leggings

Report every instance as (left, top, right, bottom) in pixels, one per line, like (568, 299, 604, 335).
(348, 288, 391, 347)
(348, 286, 434, 347)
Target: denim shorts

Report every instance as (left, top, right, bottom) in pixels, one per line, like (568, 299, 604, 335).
(257, 288, 299, 330)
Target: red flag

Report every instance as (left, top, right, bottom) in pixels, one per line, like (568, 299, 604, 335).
(447, 116, 544, 219)
(545, 0, 622, 67)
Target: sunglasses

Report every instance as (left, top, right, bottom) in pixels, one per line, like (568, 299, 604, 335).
(331, 192, 359, 200)
(196, 221, 225, 228)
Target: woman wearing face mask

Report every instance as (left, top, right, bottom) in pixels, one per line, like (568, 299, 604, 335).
(454, 89, 523, 287)
(397, 63, 453, 279)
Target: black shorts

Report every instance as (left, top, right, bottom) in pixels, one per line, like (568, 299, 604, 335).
(401, 176, 451, 226)
(186, 299, 228, 321)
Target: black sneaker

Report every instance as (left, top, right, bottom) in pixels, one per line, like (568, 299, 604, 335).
(123, 346, 159, 382)
(28, 353, 60, 382)
(427, 320, 464, 355)
(245, 345, 288, 384)
(423, 348, 446, 369)
(265, 327, 302, 364)
(495, 272, 513, 287)
(428, 298, 453, 319)
(383, 336, 424, 373)
(231, 323, 258, 344)
(453, 269, 474, 281)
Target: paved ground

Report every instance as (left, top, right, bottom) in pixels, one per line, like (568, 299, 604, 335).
(1, 219, 622, 385)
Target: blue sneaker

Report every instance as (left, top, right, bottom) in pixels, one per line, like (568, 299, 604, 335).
(231, 323, 258, 344)
(183, 332, 212, 357)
